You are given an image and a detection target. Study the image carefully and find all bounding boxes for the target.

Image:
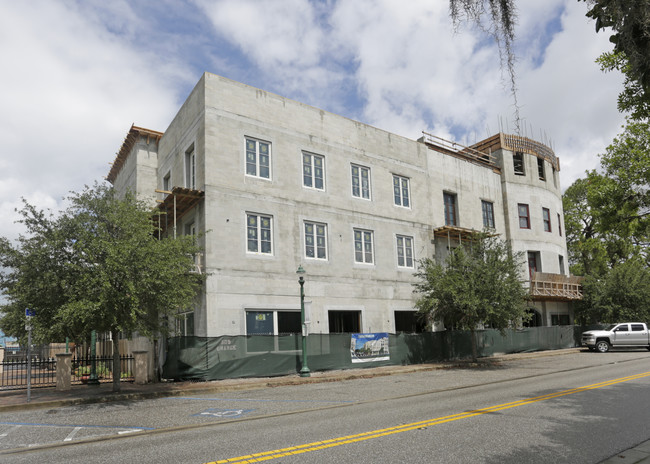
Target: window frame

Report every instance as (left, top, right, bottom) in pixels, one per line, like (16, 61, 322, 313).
(302, 151, 325, 190)
(513, 152, 525, 176)
(246, 213, 273, 255)
(557, 213, 562, 236)
(518, 203, 530, 229)
(444, 192, 458, 226)
(351, 164, 371, 200)
(392, 174, 411, 208)
(537, 157, 546, 181)
(245, 137, 271, 179)
(304, 221, 328, 261)
(353, 228, 374, 264)
(542, 207, 552, 232)
(396, 234, 414, 269)
(481, 200, 495, 229)
(245, 310, 301, 336)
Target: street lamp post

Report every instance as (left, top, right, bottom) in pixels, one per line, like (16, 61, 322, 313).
(296, 265, 310, 377)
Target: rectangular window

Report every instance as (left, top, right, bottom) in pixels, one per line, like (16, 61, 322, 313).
(537, 158, 546, 180)
(303, 152, 324, 190)
(518, 204, 530, 229)
(247, 213, 272, 254)
(444, 193, 457, 226)
(394, 311, 426, 333)
(351, 164, 371, 199)
(396, 235, 414, 268)
(481, 200, 495, 229)
(543, 208, 552, 232)
(245, 138, 271, 179)
(513, 152, 525, 176)
(551, 314, 570, 326)
(185, 145, 196, 189)
(354, 229, 374, 264)
(245, 310, 301, 336)
(559, 255, 565, 275)
(527, 251, 540, 279)
(304, 222, 327, 260)
(393, 175, 410, 207)
(557, 213, 562, 236)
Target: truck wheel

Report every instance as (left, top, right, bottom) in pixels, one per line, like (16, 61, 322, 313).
(647, 346, 650, 351)
(595, 340, 610, 353)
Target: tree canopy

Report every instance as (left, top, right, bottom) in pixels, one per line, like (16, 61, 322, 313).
(413, 233, 530, 360)
(0, 184, 204, 391)
(563, 120, 650, 323)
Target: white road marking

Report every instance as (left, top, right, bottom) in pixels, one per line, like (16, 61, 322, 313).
(63, 426, 82, 442)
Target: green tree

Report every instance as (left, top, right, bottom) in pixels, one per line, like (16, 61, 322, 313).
(597, 51, 650, 120)
(563, 120, 650, 273)
(575, 259, 650, 324)
(584, 0, 650, 95)
(0, 184, 204, 392)
(563, 121, 650, 324)
(413, 233, 530, 361)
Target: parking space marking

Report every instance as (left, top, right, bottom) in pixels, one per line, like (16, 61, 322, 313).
(194, 408, 255, 419)
(63, 426, 82, 442)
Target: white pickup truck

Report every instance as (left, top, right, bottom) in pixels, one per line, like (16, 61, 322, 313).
(581, 323, 650, 353)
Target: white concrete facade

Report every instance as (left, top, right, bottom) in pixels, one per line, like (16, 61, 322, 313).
(108, 73, 576, 336)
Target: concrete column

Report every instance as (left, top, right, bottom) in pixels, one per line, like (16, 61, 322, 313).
(56, 353, 72, 391)
(133, 351, 149, 385)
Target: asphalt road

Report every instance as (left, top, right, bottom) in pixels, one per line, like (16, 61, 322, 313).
(2, 349, 650, 463)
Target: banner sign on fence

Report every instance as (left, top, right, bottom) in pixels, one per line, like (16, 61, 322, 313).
(350, 333, 389, 363)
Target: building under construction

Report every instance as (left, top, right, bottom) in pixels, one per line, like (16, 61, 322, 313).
(108, 72, 581, 337)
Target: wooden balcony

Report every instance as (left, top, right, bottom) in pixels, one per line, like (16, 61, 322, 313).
(530, 272, 583, 301)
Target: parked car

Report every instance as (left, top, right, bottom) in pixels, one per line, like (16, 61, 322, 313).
(581, 323, 650, 353)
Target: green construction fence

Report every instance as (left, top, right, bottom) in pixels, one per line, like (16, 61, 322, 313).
(163, 325, 588, 381)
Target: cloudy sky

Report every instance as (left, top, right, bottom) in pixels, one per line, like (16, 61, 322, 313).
(0, 0, 626, 242)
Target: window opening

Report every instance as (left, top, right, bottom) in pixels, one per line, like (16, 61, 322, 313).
(393, 175, 410, 207)
(245, 138, 271, 179)
(351, 164, 371, 199)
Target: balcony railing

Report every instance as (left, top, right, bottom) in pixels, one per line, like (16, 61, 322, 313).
(530, 272, 583, 300)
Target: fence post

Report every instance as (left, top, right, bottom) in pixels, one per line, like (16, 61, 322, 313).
(0, 346, 4, 375)
(56, 353, 72, 391)
(133, 351, 149, 384)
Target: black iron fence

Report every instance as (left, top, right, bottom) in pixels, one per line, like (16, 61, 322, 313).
(0, 354, 134, 390)
(0, 357, 57, 390)
(71, 354, 134, 384)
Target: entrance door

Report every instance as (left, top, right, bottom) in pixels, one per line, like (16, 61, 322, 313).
(328, 311, 361, 333)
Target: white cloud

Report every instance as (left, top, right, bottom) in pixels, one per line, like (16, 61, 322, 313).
(0, 1, 183, 242)
(0, 0, 630, 247)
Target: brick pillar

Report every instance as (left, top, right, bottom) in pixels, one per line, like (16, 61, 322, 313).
(133, 351, 149, 385)
(56, 353, 72, 391)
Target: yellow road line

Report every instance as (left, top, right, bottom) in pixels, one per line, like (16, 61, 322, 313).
(206, 371, 650, 464)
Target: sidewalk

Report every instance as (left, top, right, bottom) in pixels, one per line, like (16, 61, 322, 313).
(0, 362, 446, 412)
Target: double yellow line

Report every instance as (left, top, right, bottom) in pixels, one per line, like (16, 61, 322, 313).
(207, 371, 650, 464)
